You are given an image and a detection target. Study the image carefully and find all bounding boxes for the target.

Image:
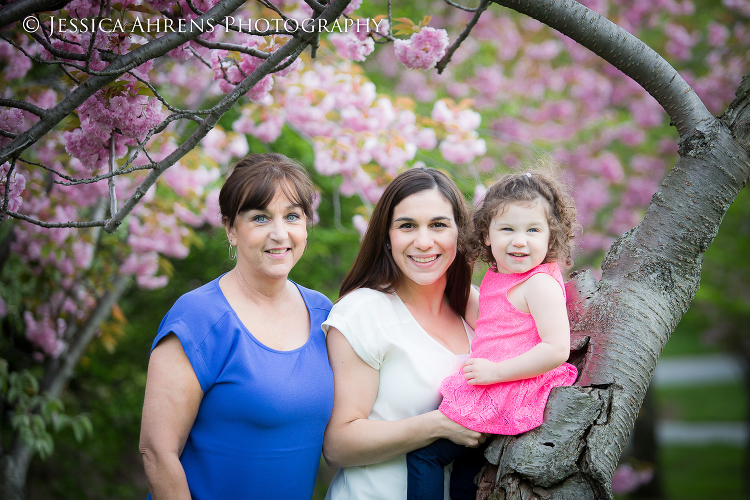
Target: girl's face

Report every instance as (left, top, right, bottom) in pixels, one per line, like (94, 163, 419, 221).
(388, 189, 459, 288)
(484, 199, 551, 274)
(225, 187, 308, 282)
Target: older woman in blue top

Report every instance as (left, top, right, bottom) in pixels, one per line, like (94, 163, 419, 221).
(139, 153, 334, 500)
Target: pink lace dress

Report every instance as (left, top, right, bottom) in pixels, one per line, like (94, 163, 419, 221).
(438, 262, 578, 434)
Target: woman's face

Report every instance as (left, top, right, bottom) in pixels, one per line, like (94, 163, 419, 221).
(388, 189, 458, 288)
(225, 186, 307, 283)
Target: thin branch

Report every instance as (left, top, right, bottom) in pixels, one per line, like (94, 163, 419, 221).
(436, 0, 490, 74)
(127, 71, 213, 115)
(1, 159, 16, 221)
(59, 63, 81, 84)
(192, 38, 270, 59)
(5, 210, 107, 228)
(17, 156, 85, 183)
(184, 0, 204, 15)
(0, 99, 46, 117)
(0, 33, 109, 77)
(108, 133, 117, 217)
(83, 17, 101, 73)
(256, 0, 290, 21)
(441, 0, 484, 12)
(0, 130, 18, 139)
(29, 29, 116, 63)
(271, 43, 306, 73)
(188, 44, 213, 68)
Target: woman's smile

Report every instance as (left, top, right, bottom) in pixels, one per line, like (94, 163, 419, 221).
(388, 189, 458, 287)
(409, 254, 440, 264)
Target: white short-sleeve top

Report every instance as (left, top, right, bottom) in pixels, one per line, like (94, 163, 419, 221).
(323, 288, 475, 500)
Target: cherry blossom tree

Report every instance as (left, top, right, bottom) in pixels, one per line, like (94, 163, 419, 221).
(0, 0, 748, 498)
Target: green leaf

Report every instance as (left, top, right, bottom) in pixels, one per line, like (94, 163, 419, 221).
(136, 86, 156, 97)
(11, 413, 30, 431)
(36, 434, 54, 460)
(72, 421, 84, 443)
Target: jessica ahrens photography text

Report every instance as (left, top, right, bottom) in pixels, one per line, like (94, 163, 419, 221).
(22, 15, 386, 35)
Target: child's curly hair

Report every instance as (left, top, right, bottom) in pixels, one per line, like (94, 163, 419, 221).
(470, 158, 578, 269)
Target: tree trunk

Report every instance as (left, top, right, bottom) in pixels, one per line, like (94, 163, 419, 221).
(478, 1, 750, 498)
(0, 442, 32, 500)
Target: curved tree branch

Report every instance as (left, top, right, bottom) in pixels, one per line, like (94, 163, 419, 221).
(0, 0, 72, 29)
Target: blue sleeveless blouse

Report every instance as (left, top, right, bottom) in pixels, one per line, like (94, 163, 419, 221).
(147, 277, 333, 500)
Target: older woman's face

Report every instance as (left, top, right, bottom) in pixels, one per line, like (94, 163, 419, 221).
(225, 187, 307, 283)
(388, 189, 458, 288)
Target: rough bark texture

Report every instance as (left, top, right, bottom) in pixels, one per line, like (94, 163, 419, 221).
(478, 2, 750, 498)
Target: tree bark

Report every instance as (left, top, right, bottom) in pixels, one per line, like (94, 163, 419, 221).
(477, 1, 750, 499)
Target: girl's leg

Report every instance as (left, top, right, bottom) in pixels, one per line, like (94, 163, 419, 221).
(407, 439, 469, 500)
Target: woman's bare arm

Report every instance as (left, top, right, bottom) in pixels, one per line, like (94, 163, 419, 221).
(465, 285, 480, 330)
(322, 327, 484, 468)
(139, 334, 203, 500)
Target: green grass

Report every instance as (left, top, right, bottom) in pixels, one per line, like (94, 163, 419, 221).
(615, 445, 745, 500)
(655, 383, 747, 422)
(661, 445, 745, 500)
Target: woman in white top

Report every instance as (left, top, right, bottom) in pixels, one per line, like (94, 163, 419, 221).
(323, 167, 486, 500)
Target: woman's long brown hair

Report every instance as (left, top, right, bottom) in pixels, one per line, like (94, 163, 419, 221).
(339, 167, 472, 317)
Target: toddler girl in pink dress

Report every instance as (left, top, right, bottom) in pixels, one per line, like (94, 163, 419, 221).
(407, 169, 579, 500)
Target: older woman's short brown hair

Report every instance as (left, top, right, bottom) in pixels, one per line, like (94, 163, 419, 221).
(219, 153, 315, 228)
(471, 158, 578, 269)
(339, 167, 473, 317)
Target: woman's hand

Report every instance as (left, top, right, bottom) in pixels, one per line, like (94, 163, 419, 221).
(432, 410, 486, 447)
(324, 327, 483, 468)
(462, 357, 502, 385)
(140, 334, 203, 500)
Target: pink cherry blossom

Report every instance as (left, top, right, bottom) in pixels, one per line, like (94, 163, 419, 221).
(611, 464, 654, 495)
(0, 162, 26, 217)
(330, 32, 375, 62)
(394, 27, 449, 71)
(342, 0, 362, 16)
(23, 311, 65, 358)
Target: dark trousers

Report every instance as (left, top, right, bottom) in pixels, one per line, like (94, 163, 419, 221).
(406, 438, 486, 500)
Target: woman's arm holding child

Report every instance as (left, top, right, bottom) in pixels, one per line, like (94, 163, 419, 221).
(462, 273, 570, 385)
(464, 285, 480, 330)
(323, 328, 484, 467)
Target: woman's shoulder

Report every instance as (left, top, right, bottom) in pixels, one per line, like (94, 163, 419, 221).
(159, 277, 230, 336)
(169, 277, 223, 312)
(335, 287, 395, 309)
(328, 288, 402, 325)
(293, 281, 333, 312)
